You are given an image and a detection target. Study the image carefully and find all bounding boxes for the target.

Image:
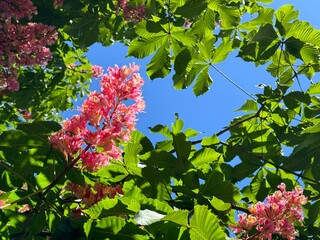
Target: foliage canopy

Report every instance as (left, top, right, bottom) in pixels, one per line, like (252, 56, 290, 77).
(1, 0, 320, 239)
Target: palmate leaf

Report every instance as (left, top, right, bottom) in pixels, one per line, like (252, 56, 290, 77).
(189, 205, 226, 240)
(239, 24, 280, 62)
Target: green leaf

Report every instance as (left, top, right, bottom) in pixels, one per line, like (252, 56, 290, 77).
(190, 148, 220, 168)
(307, 82, 320, 94)
(92, 216, 125, 236)
(240, 8, 274, 30)
(174, 48, 192, 75)
(135, 21, 167, 39)
(147, 41, 171, 79)
(17, 121, 61, 136)
(184, 128, 200, 139)
(83, 219, 93, 238)
(172, 31, 196, 47)
(35, 171, 51, 189)
(231, 162, 261, 181)
(64, 14, 100, 48)
(128, 35, 167, 58)
(235, 100, 258, 112)
(174, 0, 207, 19)
(211, 38, 233, 64)
(190, 9, 216, 38)
(149, 125, 172, 138)
(189, 205, 226, 240)
(201, 134, 219, 147)
(162, 210, 189, 227)
(193, 65, 213, 96)
(308, 200, 320, 224)
(29, 211, 46, 235)
(286, 21, 320, 47)
(207, 1, 240, 29)
(172, 132, 191, 163)
(276, 4, 299, 26)
(0, 130, 50, 149)
(172, 118, 184, 135)
(300, 44, 320, 63)
(210, 197, 231, 212)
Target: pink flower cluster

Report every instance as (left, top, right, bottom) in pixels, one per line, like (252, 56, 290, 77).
(17, 204, 32, 213)
(0, 190, 7, 208)
(231, 183, 307, 240)
(117, 0, 146, 23)
(91, 65, 104, 78)
(53, 0, 64, 8)
(49, 64, 145, 171)
(66, 181, 123, 207)
(0, 0, 57, 93)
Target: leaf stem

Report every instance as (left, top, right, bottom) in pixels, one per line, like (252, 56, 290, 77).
(210, 64, 257, 101)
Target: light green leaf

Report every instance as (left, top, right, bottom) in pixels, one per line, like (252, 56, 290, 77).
(147, 41, 171, 79)
(193, 65, 213, 96)
(276, 4, 299, 25)
(84, 219, 93, 238)
(307, 82, 320, 94)
(172, 31, 196, 47)
(172, 118, 184, 135)
(286, 21, 320, 47)
(128, 35, 167, 58)
(93, 216, 126, 234)
(162, 210, 189, 227)
(235, 100, 258, 112)
(300, 44, 320, 63)
(190, 9, 216, 38)
(211, 38, 233, 64)
(189, 205, 226, 240)
(35, 172, 51, 189)
(149, 124, 172, 138)
(190, 148, 220, 168)
(208, 1, 240, 29)
(210, 197, 231, 212)
(201, 134, 219, 146)
(184, 128, 200, 139)
(240, 8, 274, 30)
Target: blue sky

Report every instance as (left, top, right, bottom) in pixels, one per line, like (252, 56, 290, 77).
(77, 1, 319, 143)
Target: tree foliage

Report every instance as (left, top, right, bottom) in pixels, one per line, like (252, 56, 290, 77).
(1, 0, 320, 239)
